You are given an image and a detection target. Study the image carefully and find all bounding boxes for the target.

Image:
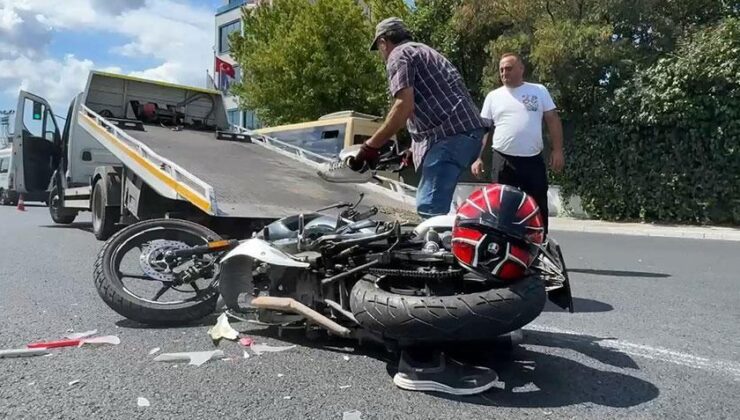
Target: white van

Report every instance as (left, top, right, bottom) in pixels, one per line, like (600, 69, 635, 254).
(0, 147, 17, 205)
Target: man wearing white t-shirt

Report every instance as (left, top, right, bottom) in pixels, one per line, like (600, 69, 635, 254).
(472, 53, 564, 234)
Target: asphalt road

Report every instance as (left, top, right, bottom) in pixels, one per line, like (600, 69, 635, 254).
(1, 205, 738, 419)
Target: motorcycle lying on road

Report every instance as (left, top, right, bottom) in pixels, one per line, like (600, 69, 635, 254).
(93, 143, 573, 347)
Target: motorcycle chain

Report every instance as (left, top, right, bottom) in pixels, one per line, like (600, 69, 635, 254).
(367, 267, 465, 280)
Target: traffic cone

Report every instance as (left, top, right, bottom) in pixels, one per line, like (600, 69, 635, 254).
(16, 194, 25, 212)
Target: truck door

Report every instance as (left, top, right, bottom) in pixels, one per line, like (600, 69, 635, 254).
(12, 91, 61, 196)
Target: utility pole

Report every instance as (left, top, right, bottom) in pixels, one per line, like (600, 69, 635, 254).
(0, 110, 14, 149)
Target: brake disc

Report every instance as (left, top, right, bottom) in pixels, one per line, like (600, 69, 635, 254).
(139, 239, 190, 282)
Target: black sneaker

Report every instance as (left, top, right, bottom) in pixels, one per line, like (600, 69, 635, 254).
(393, 350, 498, 395)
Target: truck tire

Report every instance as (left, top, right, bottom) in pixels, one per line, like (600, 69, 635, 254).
(91, 179, 119, 241)
(48, 186, 77, 224)
(93, 218, 220, 326)
(0, 189, 11, 206)
(350, 274, 546, 345)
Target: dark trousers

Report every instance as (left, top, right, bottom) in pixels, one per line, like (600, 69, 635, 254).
(491, 149, 550, 235)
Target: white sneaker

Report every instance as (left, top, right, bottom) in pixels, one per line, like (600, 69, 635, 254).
(317, 160, 373, 184)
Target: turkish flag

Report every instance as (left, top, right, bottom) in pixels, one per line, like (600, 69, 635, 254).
(215, 56, 235, 78)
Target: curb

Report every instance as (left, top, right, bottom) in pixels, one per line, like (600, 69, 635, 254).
(549, 218, 740, 242)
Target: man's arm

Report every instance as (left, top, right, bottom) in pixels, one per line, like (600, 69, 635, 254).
(544, 109, 564, 172)
(366, 87, 414, 149)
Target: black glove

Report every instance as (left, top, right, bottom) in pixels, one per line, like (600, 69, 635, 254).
(348, 142, 381, 172)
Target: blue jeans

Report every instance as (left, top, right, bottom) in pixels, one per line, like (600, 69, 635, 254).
(416, 128, 485, 219)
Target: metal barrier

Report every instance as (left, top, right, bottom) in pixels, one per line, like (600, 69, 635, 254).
(232, 124, 418, 206)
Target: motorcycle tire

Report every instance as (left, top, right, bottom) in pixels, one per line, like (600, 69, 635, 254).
(350, 274, 546, 344)
(93, 218, 221, 326)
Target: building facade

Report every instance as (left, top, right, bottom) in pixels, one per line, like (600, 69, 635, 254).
(214, 0, 261, 129)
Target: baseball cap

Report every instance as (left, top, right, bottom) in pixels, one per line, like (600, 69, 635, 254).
(370, 17, 409, 51)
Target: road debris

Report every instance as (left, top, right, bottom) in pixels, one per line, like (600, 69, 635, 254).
(65, 330, 98, 340)
(343, 356, 350, 361)
(68, 380, 80, 386)
(283, 396, 292, 400)
(251, 344, 296, 356)
(0, 348, 50, 359)
(27, 335, 120, 349)
(207, 313, 239, 341)
(137, 397, 150, 407)
(339, 385, 351, 389)
(148, 347, 161, 355)
(242, 351, 250, 359)
(153, 350, 225, 367)
(277, 374, 284, 378)
(343, 410, 363, 420)
(238, 337, 254, 347)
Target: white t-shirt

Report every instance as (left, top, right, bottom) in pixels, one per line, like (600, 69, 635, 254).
(480, 82, 557, 157)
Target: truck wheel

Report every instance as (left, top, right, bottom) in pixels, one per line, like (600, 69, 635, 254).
(0, 189, 9, 206)
(91, 179, 120, 241)
(49, 186, 77, 224)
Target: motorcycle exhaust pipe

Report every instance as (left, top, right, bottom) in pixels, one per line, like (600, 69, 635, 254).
(250, 296, 352, 338)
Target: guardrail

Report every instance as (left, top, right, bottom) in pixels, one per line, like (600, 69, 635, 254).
(81, 105, 218, 214)
(232, 124, 419, 206)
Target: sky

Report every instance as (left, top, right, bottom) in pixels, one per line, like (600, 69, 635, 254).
(0, 0, 224, 123)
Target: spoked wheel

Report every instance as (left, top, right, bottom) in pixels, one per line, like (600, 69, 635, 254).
(93, 218, 223, 325)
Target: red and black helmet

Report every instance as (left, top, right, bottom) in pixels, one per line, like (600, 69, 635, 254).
(451, 184, 545, 280)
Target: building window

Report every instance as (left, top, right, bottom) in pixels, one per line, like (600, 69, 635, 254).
(227, 109, 239, 125)
(219, 20, 241, 53)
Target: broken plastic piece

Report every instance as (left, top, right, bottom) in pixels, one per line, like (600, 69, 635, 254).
(283, 396, 292, 400)
(343, 410, 363, 420)
(27, 335, 120, 349)
(277, 373, 284, 378)
(153, 350, 225, 367)
(339, 385, 351, 389)
(0, 348, 50, 359)
(65, 330, 98, 340)
(238, 337, 254, 347)
(343, 355, 350, 361)
(137, 397, 150, 407)
(243, 351, 250, 359)
(68, 380, 80, 386)
(207, 313, 239, 341)
(251, 344, 296, 356)
(79, 336, 120, 346)
(149, 347, 161, 355)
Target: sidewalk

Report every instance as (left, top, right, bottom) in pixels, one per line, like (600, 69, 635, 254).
(550, 217, 740, 242)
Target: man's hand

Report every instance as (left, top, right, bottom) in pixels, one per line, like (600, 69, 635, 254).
(348, 142, 381, 172)
(471, 158, 485, 179)
(549, 149, 565, 173)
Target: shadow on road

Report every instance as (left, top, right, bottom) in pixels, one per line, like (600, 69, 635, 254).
(570, 268, 670, 278)
(544, 297, 613, 313)
(246, 325, 659, 409)
(40, 222, 93, 234)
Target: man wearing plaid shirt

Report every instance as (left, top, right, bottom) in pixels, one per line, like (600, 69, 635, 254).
(321, 17, 485, 219)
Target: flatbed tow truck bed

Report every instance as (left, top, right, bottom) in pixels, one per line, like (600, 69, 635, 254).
(125, 125, 408, 218)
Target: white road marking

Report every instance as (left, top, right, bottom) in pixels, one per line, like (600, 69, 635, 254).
(526, 324, 740, 380)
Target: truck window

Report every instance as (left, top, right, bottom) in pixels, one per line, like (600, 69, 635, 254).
(0, 158, 8, 174)
(23, 98, 46, 139)
(43, 109, 59, 143)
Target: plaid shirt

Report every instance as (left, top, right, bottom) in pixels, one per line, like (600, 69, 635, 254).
(386, 41, 484, 169)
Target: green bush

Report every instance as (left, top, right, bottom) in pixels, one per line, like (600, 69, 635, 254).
(560, 18, 740, 225)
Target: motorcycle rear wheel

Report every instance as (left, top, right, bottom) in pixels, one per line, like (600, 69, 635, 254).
(350, 273, 545, 345)
(93, 218, 222, 326)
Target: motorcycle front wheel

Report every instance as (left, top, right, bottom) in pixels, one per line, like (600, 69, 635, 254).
(93, 218, 222, 326)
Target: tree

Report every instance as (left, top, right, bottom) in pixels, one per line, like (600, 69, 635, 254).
(560, 17, 740, 224)
(230, 0, 389, 126)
